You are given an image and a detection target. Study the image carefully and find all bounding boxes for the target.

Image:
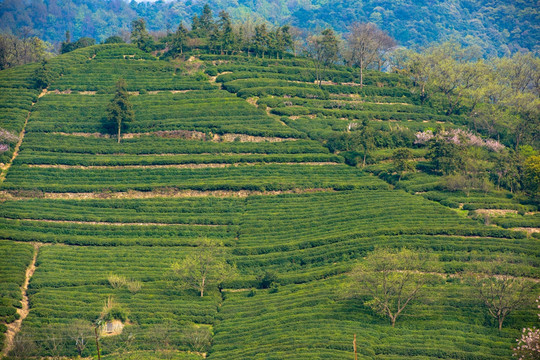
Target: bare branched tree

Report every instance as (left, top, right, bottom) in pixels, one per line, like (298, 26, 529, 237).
(470, 273, 535, 330)
(348, 248, 430, 327)
(67, 320, 93, 357)
(171, 238, 236, 297)
(346, 23, 396, 86)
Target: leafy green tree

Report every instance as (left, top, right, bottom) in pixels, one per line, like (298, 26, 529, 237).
(427, 137, 464, 175)
(399, 50, 431, 104)
(60, 37, 96, 54)
(130, 18, 154, 52)
(392, 148, 416, 181)
(199, 4, 215, 35)
(524, 155, 540, 197)
(355, 120, 375, 167)
(170, 23, 189, 56)
(492, 150, 523, 193)
(308, 28, 340, 86)
(104, 35, 125, 44)
(171, 238, 236, 297)
(216, 11, 234, 54)
(348, 248, 429, 327)
(275, 25, 293, 58)
(0, 34, 50, 70)
(469, 273, 535, 330)
(34, 59, 53, 90)
(106, 79, 134, 143)
(254, 24, 270, 58)
(319, 28, 339, 66)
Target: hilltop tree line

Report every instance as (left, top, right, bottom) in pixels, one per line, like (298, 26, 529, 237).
(0, 0, 537, 56)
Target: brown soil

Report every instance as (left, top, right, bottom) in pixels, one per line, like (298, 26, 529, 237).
(52, 130, 297, 143)
(246, 97, 259, 107)
(222, 288, 251, 292)
(1, 243, 41, 357)
(218, 133, 297, 142)
(391, 269, 540, 283)
(100, 319, 125, 337)
(513, 227, 540, 235)
(28, 163, 232, 169)
(0, 188, 335, 200)
(6, 218, 224, 227)
(27, 162, 338, 170)
(474, 209, 519, 216)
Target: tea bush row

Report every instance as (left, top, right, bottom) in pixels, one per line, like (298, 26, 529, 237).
(20, 133, 327, 155)
(2, 164, 382, 193)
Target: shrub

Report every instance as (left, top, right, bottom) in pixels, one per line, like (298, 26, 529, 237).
(108, 274, 127, 289)
(126, 280, 142, 294)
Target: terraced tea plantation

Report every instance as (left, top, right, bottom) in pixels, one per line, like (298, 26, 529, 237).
(0, 45, 538, 360)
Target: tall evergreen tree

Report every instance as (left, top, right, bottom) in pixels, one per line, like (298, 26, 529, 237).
(170, 23, 189, 56)
(217, 11, 234, 54)
(254, 24, 269, 58)
(106, 79, 134, 144)
(130, 18, 154, 52)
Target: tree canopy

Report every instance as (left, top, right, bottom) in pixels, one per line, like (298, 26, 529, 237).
(105, 79, 134, 144)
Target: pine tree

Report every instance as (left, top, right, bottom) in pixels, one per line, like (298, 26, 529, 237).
(170, 23, 188, 56)
(106, 79, 134, 143)
(130, 18, 154, 52)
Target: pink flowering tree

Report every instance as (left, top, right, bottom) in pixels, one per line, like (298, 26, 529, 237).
(514, 296, 540, 360)
(414, 128, 504, 152)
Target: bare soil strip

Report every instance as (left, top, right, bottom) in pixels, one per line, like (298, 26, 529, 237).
(1, 243, 40, 358)
(51, 131, 298, 143)
(0, 89, 45, 183)
(27, 162, 339, 169)
(43, 89, 193, 96)
(5, 218, 224, 227)
(513, 227, 540, 235)
(474, 209, 519, 216)
(0, 188, 335, 200)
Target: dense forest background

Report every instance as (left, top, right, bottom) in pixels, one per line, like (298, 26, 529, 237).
(0, 0, 538, 56)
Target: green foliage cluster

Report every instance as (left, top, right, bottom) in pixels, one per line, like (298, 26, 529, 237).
(1, 0, 538, 56)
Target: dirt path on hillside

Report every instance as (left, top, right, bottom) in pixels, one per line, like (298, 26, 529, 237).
(52, 130, 298, 143)
(5, 218, 225, 227)
(1, 243, 41, 357)
(0, 188, 336, 200)
(27, 162, 339, 170)
(0, 89, 45, 183)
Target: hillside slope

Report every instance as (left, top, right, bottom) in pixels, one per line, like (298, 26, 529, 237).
(0, 44, 538, 359)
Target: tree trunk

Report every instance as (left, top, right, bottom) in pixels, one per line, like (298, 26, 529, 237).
(94, 326, 102, 360)
(360, 59, 364, 87)
(498, 317, 504, 331)
(390, 316, 396, 327)
(117, 121, 121, 143)
(200, 277, 206, 297)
